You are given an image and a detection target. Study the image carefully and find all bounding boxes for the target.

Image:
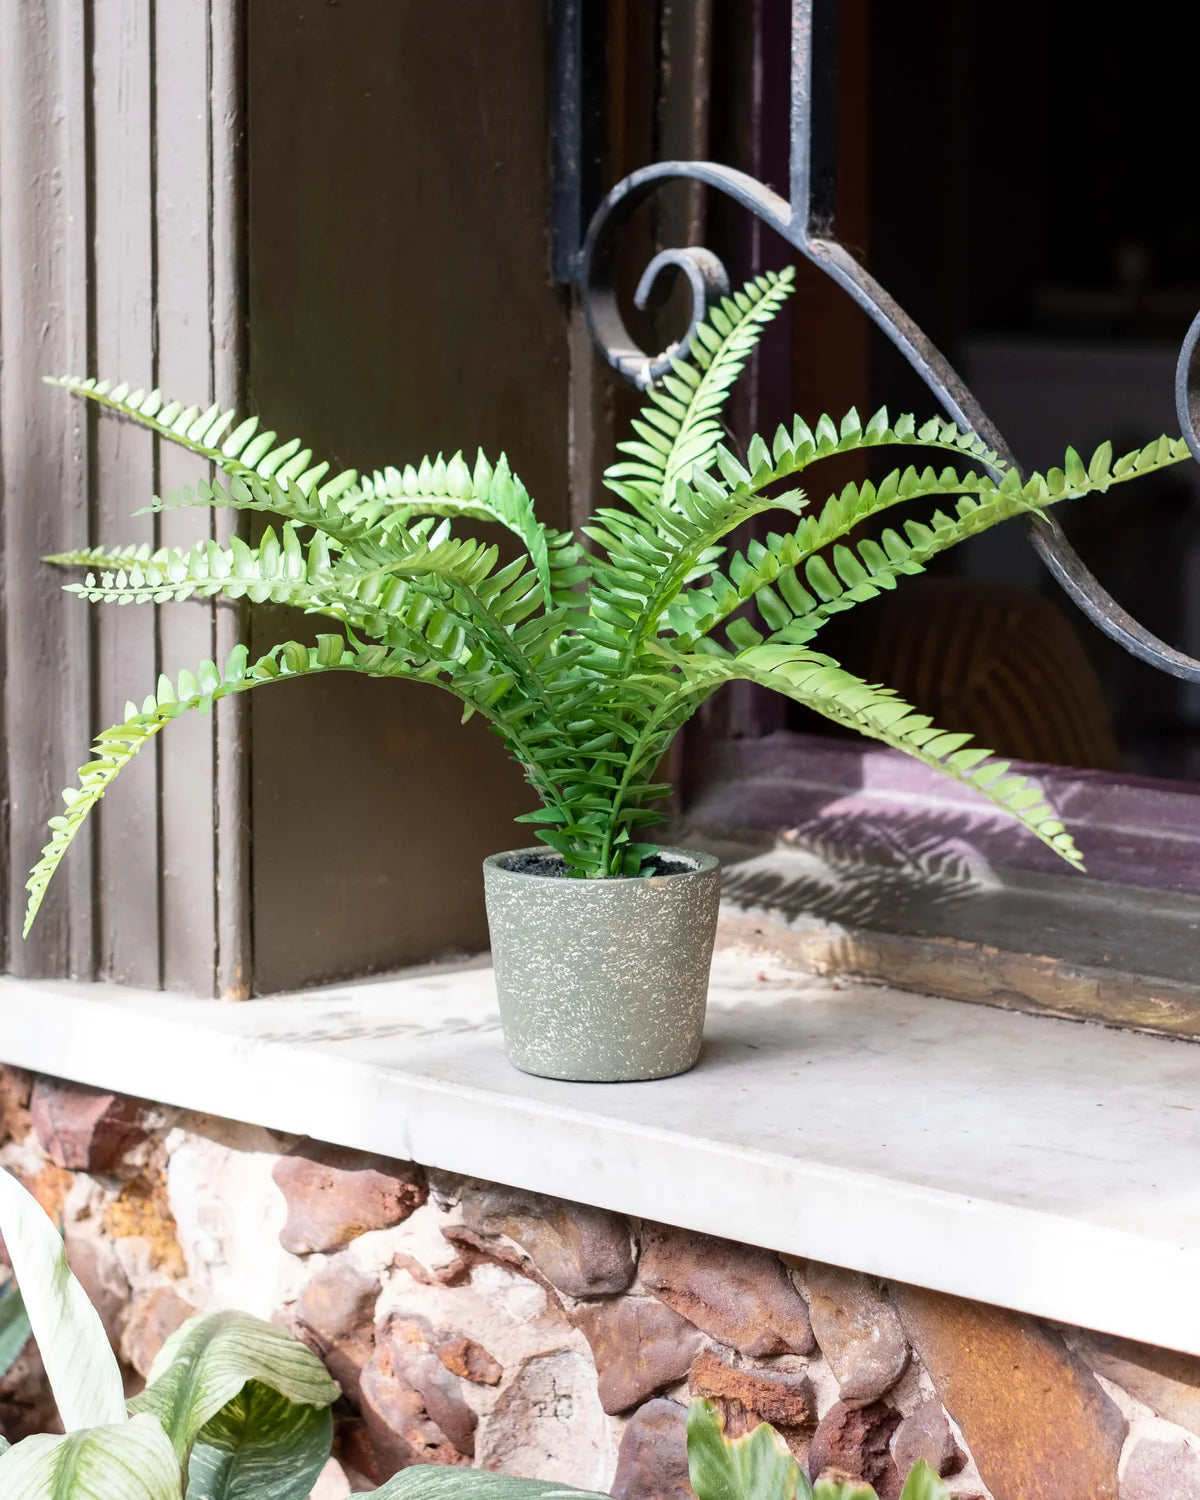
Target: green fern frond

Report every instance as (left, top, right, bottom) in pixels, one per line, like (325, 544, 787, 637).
(22, 629, 576, 934)
(44, 376, 355, 499)
(604, 268, 796, 511)
(669, 643, 1084, 869)
(669, 433, 1192, 651)
(584, 467, 808, 672)
(25, 637, 351, 935)
(343, 451, 588, 609)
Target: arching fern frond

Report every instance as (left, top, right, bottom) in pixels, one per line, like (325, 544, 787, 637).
(666, 642, 1084, 869)
(664, 433, 1193, 651)
(23, 629, 577, 936)
(343, 451, 588, 609)
(583, 466, 808, 672)
(604, 267, 796, 511)
(44, 376, 356, 499)
(25, 637, 357, 935)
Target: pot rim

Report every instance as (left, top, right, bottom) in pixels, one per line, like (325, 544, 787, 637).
(483, 844, 720, 883)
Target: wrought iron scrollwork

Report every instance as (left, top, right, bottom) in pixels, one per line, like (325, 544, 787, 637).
(564, 0, 1200, 684)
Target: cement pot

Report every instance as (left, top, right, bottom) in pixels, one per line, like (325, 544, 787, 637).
(483, 846, 721, 1082)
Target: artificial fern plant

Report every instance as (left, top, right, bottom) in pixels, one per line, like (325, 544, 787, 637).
(24, 267, 1192, 933)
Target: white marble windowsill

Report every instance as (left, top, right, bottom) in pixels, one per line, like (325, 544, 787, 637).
(2, 949, 1199, 1353)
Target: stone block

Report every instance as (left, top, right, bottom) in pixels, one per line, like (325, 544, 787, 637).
(1121, 1437, 1200, 1500)
(460, 1184, 635, 1297)
(809, 1400, 902, 1500)
(295, 1257, 380, 1404)
(891, 1398, 963, 1479)
(640, 1224, 815, 1357)
(121, 1287, 196, 1379)
(571, 1295, 703, 1414)
(272, 1139, 427, 1255)
(892, 1283, 1126, 1500)
(803, 1261, 909, 1405)
(689, 1344, 814, 1433)
(436, 1335, 502, 1386)
(29, 1077, 147, 1171)
(358, 1312, 475, 1478)
(1076, 1331, 1200, 1438)
(612, 1397, 694, 1500)
(480, 1350, 615, 1488)
(0, 1066, 32, 1147)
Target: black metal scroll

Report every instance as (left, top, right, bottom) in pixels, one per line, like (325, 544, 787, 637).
(561, 0, 1200, 684)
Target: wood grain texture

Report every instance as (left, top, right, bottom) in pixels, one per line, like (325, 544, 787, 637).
(0, 0, 95, 978)
(92, 0, 160, 986)
(1, 0, 246, 992)
(154, 0, 234, 995)
(245, 0, 572, 990)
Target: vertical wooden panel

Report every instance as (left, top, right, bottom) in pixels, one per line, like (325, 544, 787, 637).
(154, 1, 218, 994)
(0, 0, 95, 978)
(209, 0, 252, 1001)
(246, 0, 572, 991)
(2, 0, 246, 992)
(91, 0, 160, 986)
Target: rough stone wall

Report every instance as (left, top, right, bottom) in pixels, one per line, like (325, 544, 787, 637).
(1, 1068, 1199, 1500)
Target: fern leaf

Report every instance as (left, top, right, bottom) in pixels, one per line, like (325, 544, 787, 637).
(584, 471, 808, 672)
(672, 432, 1193, 649)
(605, 268, 795, 510)
(669, 644, 1083, 869)
(44, 377, 355, 500)
(23, 626, 570, 934)
(342, 451, 586, 610)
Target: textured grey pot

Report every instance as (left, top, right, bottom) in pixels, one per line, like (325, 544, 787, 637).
(483, 846, 721, 1082)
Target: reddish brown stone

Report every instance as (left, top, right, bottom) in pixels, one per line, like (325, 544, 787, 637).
(393, 1250, 470, 1288)
(440, 1224, 530, 1279)
(460, 1184, 634, 1297)
(272, 1139, 427, 1255)
(803, 1262, 909, 1405)
(612, 1398, 695, 1500)
(64, 1232, 131, 1352)
(30, 1078, 148, 1171)
(0, 1067, 33, 1148)
(358, 1312, 477, 1475)
(0, 1334, 56, 1446)
(436, 1336, 502, 1386)
(891, 1398, 963, 1479)
(337, 1419, 395, 1490)
(808, 1401, 901, 1500)
(1076, 1332, 1200, 1437)
(570, 1296, 703, 1414)
(689, 1345, 814, 1433)
(1121, 1437, 1200, 1500)
(639, 1224, 815, 1357)
(295, 1258, 380, 1404)
(892, 1283, 1126, 1500)
(121, 1287, 196, 1379)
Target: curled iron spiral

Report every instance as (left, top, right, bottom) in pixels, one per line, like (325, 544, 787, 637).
(579, 160, 1200, 685)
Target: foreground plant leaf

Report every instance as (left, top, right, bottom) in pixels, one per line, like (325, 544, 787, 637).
(812, 1481, 877, 1500)
(686, 1398, 806, 1500)
(0, 1413, 182, 1500)
(360, 1472, 608, 1500)
(184, 1380, 333, 1500)
(898, 1460, 951, 1500)
(0, 1168, 126, 1430)
(0, 1278, 32, 1380)
(130, 1310, 339, 1467)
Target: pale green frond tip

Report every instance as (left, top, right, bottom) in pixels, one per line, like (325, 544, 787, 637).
(28, 266, 1183, 917)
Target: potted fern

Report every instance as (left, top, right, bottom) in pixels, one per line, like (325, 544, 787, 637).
(24, 268, 1190, 1081)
